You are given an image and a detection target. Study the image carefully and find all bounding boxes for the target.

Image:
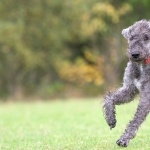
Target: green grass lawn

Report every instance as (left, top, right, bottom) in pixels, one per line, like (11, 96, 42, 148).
(0, 98, 150, 150)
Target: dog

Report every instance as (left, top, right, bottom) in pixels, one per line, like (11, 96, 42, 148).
(103, 19, 150, 147)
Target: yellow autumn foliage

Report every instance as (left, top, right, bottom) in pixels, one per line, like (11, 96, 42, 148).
(58, 51, 104, 86)
(57, 1, 132, 87)
(80, 2, 132, 36)
(92, 2, 119, 23)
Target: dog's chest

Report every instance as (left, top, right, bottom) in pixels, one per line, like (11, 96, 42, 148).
(133, 65, 143, 91)
(134, 78, 141, 90)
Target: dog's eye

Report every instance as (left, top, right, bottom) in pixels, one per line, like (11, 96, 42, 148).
(129, 37, 134, 41)
(144, 35, 149, 41)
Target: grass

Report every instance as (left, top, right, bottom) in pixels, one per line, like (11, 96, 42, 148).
(0, 99, 150, 150)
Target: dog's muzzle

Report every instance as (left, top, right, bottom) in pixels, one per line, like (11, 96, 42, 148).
(132, 53, 140, 59)
(131, 53, 142, 62)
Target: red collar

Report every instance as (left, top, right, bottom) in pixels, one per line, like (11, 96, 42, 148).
(144, 57, 150, 65)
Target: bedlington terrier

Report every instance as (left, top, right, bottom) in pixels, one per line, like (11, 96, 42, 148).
(103, 19, 150, 147)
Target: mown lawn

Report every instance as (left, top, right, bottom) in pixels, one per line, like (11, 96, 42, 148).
(0, 98, 150, 150)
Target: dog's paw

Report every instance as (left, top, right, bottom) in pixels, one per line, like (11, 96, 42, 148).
(108, 119, 116, 129)
(116, 138, 129, 147)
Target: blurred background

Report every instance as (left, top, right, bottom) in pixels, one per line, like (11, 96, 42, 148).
(0, 0, 149, 100)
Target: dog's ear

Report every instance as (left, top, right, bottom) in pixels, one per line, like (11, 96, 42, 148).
(122, 27, 130, 39)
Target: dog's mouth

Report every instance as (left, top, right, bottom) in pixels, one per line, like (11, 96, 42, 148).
(130, 56, 143, 62)
(131, 58, 142, 62)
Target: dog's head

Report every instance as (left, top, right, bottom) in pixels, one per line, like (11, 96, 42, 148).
(122, 19, 150, 63)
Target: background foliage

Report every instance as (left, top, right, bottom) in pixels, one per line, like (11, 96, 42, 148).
(0, 0, 149, 99)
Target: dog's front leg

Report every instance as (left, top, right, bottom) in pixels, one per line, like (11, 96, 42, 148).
(116, 85, 150, 147)
(103, 85, 137, 129)
(103, 62, 138, 129)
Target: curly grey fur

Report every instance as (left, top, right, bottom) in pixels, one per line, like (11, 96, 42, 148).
(103, 19, 150, 147)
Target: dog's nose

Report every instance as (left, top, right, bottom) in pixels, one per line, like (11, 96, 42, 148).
(132, 53, 140, 59)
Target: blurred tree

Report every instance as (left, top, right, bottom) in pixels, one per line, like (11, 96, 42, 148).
(56, 1, 131, 89)
(0, 0, 149, 99)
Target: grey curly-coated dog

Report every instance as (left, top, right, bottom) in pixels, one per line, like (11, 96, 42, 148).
(103, 19, 150, 147)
